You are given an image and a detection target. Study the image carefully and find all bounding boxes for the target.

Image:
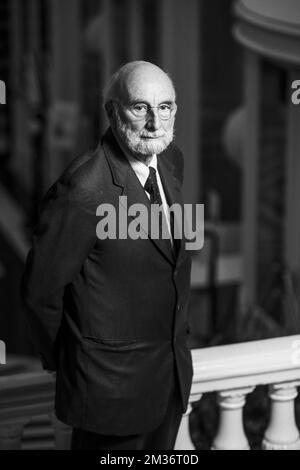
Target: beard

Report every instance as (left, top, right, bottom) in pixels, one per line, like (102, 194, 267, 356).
(111, 107, 174, 157)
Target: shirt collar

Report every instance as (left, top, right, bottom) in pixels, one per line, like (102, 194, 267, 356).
(125, 153, 157, 187)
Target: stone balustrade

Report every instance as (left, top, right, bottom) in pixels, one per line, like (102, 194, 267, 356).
(1, 337, 300, 450)
(175, 334, 300, 450)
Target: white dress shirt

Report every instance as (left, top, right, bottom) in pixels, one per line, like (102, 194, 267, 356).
(125, 153, 173, 243)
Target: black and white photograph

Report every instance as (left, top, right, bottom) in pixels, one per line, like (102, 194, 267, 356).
(0, 0, 300, 454)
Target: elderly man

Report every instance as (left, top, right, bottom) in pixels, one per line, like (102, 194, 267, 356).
(22, 61, 193, 450)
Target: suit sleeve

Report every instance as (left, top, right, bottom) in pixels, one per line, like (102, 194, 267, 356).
(21, 180, 97, 370)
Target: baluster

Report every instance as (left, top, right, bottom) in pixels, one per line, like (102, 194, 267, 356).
(262, 382, 300, 450)
(0, 419, 28, 450)
(212, 387, 254, 450)
(50, 413, 72, 449)
(174, 394, 202, 450)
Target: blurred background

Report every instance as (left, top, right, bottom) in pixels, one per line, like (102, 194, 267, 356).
(0, 0, 244, 356)
(1, 0, 299, 355)
(0, 0, 300, 451)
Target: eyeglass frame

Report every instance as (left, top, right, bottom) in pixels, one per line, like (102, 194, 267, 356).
(111, 99, 177, 121)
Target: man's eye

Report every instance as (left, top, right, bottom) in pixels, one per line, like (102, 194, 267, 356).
(159, 104, 171, 111)
(133, 104, 147, 113)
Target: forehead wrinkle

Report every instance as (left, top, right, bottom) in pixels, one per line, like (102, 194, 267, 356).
(126, 83, 175, 106)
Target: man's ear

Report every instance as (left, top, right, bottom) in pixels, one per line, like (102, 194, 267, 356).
(105, 101, 114, 118)
(173, 103, 178, 117)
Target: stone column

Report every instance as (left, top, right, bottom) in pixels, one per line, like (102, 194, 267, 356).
(285, 69, 300, 275)
(242, 50, 261, 305)
(174, 394, 202, 450)
(263, 382, 300, 450)
(127, 0, 143, 61)
(48, 0, 81, 185)
(159, 0, 201, 205)
(212, 387, 254, 450)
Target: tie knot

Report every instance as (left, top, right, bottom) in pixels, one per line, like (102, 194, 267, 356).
(144, 166, 157, 191)
(148, 166, 157, 179)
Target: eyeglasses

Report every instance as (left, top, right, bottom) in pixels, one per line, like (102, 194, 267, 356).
(114, 101, 176, 121)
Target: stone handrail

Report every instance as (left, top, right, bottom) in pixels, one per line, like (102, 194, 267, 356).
(175, 334, 300, 450)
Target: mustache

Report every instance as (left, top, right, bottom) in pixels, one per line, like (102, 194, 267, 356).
(139, 131, 165, 138)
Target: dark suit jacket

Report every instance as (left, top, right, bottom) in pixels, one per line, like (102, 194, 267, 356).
(22, 128, 193, 435)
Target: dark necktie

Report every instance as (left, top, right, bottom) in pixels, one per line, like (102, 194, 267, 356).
(144, 167, 163, 205)
(144, 167, 175, 255)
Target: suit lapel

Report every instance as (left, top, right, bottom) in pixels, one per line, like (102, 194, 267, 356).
(102, 128, 176, 265)
(157, 156, 186, 265)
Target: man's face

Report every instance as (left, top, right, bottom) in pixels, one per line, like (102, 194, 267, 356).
(110, 71, 177, 158)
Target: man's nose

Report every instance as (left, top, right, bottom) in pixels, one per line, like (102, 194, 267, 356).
(146, 108, 160, 131)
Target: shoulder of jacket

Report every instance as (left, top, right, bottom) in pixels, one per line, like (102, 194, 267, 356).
(162, 142, 184, 185)
(42, 144, 108, 209)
